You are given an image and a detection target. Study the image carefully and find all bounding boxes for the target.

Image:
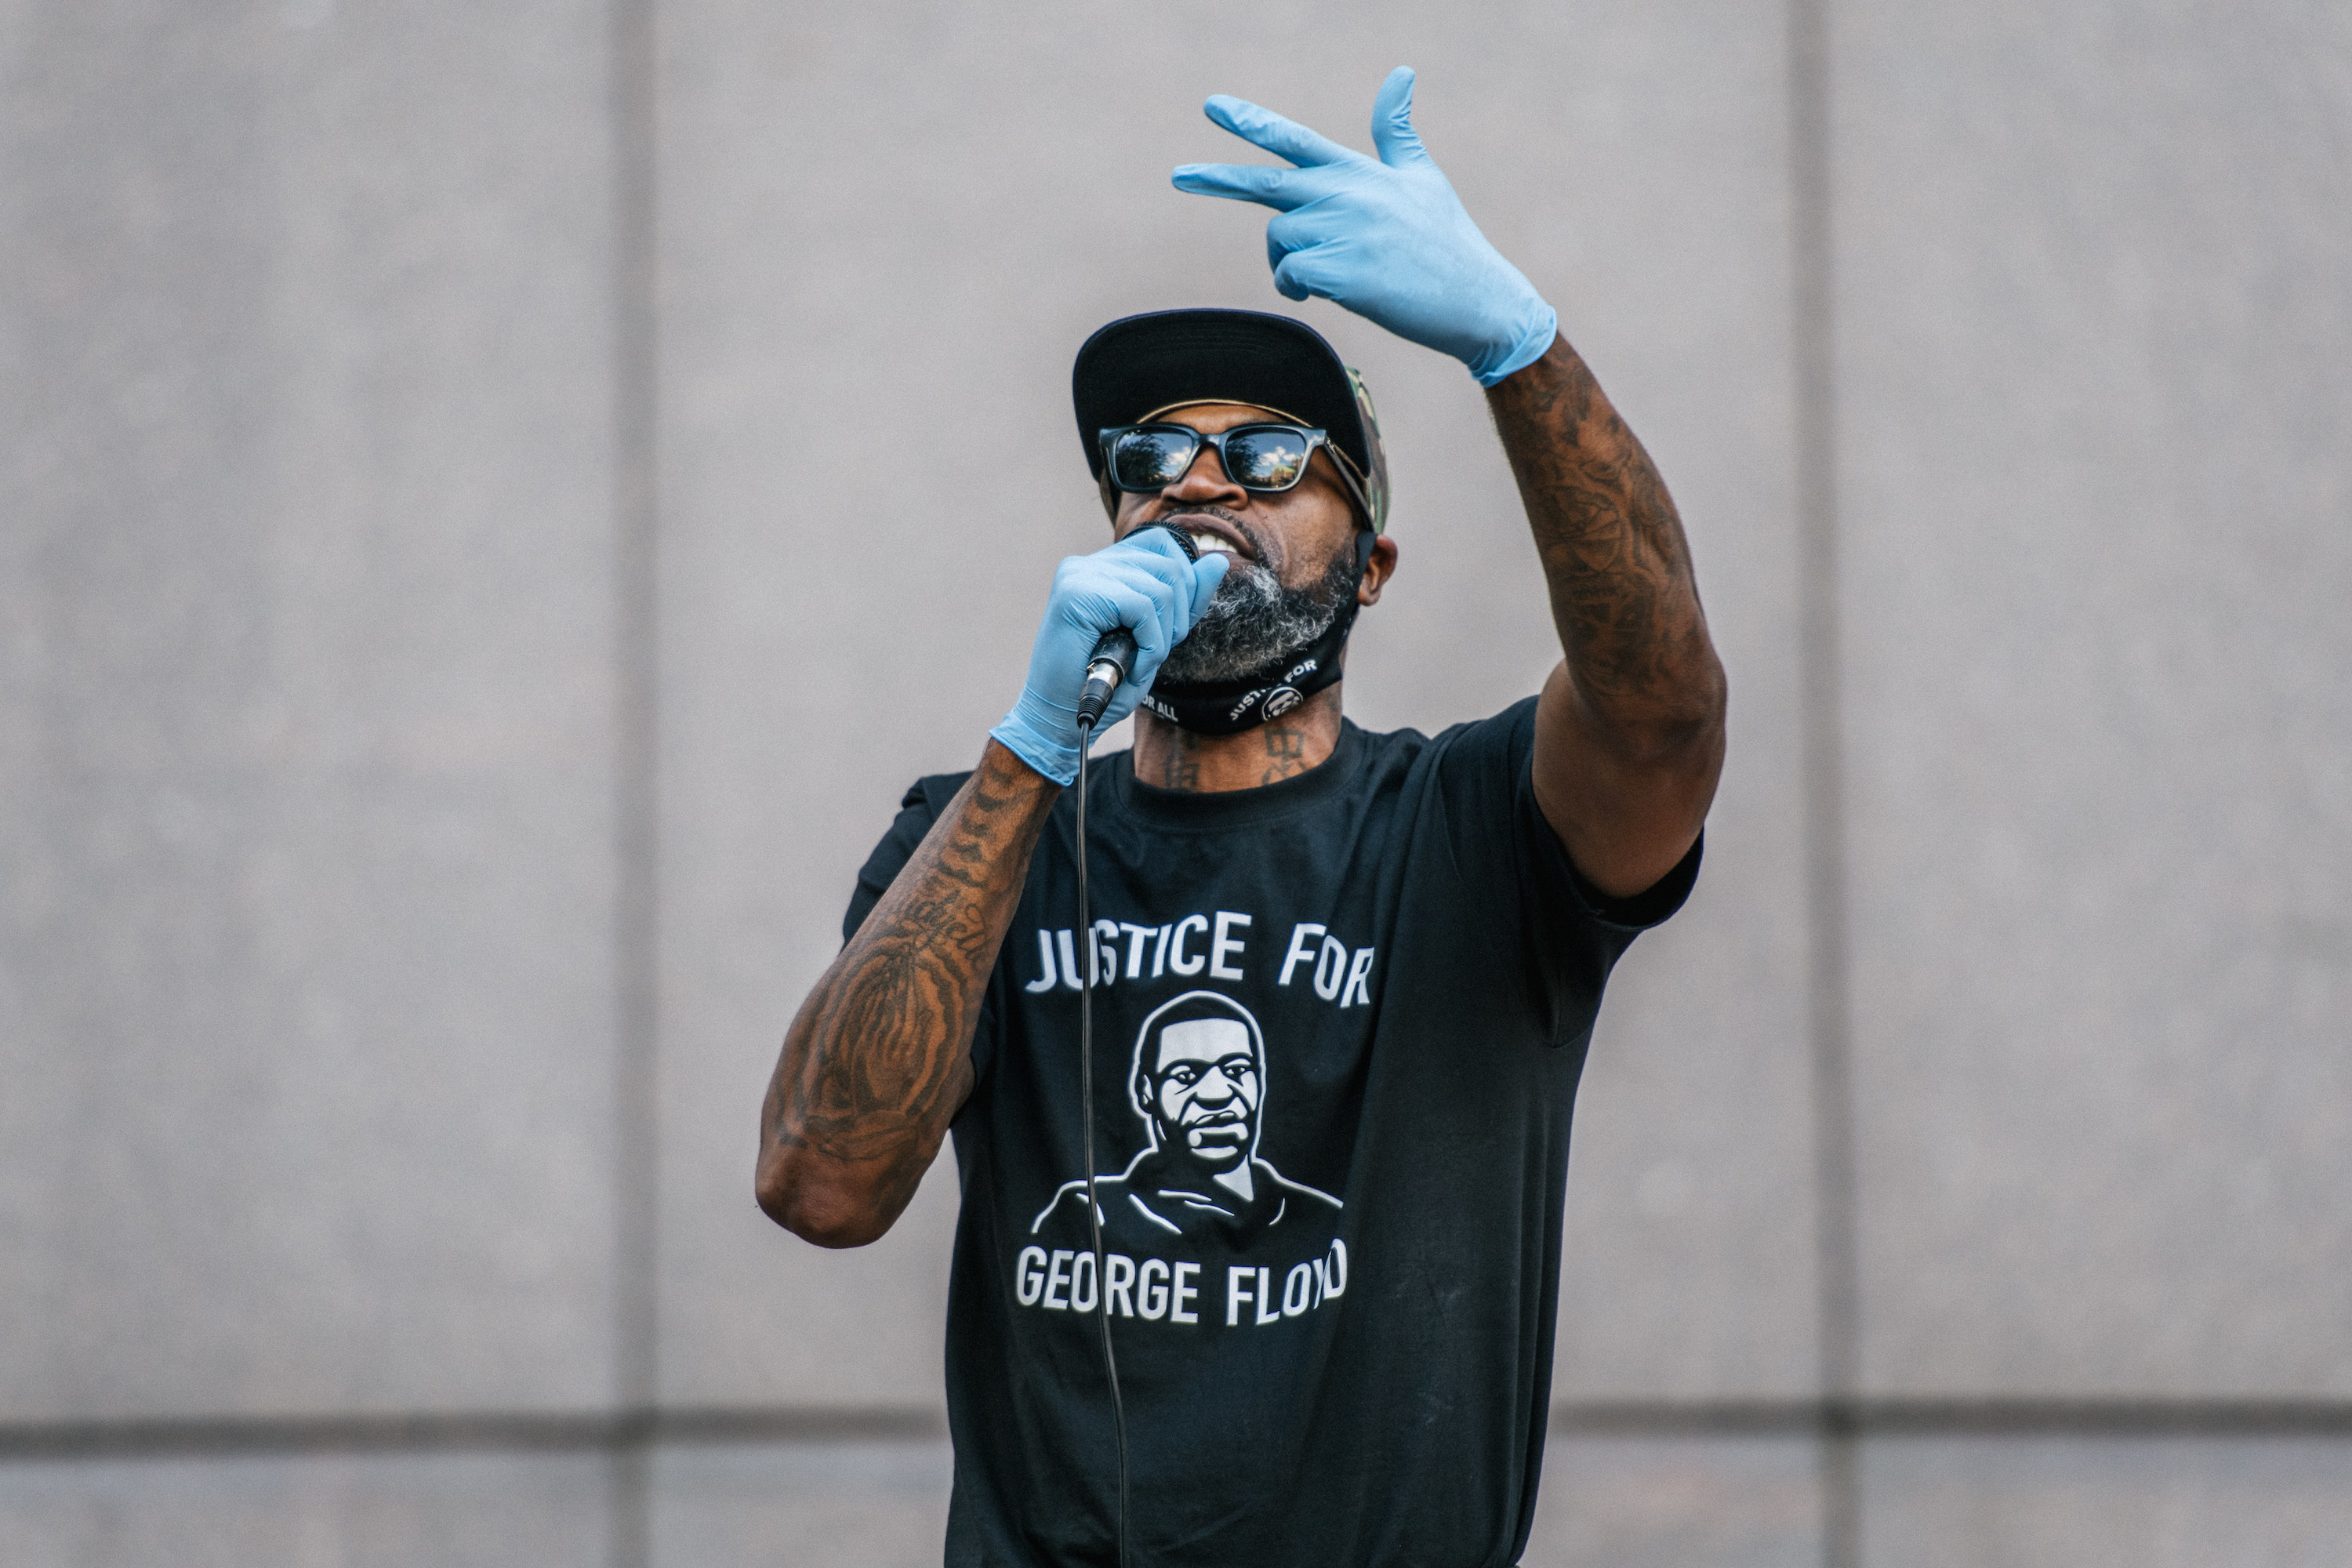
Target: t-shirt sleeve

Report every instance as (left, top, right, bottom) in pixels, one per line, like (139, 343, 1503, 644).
(839, 771, 1005, 1082)
(1428, 697, 1702, 1044)
(841, 772, 970, 944)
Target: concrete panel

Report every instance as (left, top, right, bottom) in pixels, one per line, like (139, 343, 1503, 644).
(1832, 2, 2352, 1393)
(648, 1439, 952, 1568)
(648, 1434, 1818, 1568)
(656, 0, 1814, 1410)
(1515, 3, 1817, 1404)
(1524, 1435, 1823, 1568)
(0, 1450, 610, 1568)
(0, 4, 622, 1416)
(1858, 1436, 2352, 1568)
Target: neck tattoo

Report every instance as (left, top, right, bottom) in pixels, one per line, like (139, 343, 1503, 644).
(1144, 685, 1338, 794)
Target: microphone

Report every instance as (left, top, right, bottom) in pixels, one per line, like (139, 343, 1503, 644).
(1076, 524, 1199, 730)
(1075, 630, 1138, 731)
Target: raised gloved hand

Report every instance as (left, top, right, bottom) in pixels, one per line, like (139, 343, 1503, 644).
(991, 528, 1229, 786)
(1172, 66, 1557, 387)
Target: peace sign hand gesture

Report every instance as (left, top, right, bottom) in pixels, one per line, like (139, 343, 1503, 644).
(1173, 67, 1558, 387)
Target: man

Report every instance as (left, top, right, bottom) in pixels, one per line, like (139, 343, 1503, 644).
(759, 67, 1726, 1567)
(1030, 989, 1344, 1250)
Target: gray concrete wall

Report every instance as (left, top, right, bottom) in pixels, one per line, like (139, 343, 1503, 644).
(3, 2, 2346, 1566)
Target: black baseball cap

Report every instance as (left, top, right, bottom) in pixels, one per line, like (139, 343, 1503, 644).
(1073, 308, 1389, 532)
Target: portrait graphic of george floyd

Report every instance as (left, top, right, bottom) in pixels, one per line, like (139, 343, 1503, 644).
(1032, 990, 1343, 1252)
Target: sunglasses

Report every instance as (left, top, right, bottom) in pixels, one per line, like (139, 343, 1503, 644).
(1100, 423, 1371, 520)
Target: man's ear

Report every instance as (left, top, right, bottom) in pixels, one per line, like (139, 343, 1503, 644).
(1360, 535, 1400, 605)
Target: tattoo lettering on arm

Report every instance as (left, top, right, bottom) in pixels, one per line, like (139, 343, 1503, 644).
(758, 741, 1059, 1246)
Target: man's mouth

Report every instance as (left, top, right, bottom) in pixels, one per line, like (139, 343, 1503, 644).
(1163, 512, 1254, 561)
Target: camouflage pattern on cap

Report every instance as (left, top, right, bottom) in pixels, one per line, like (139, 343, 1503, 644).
(1346, 368, 1390, 535)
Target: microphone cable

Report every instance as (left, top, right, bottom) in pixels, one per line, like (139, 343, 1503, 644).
(1068, 523, 1195, 1568)
(1072, 711, 1131, 1568)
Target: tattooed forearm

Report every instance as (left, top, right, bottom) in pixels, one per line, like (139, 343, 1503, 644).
(1487, 334, 1724, 743)
(1489, 332, 1726, 898)
(757, 740, 1058, 1246)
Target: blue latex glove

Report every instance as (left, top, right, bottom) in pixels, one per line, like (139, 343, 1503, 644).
(991, 529, 1229, 786)
(1173, 67, 1558, 387)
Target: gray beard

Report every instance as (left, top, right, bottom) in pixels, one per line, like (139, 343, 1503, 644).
(1156, 540, 1359, 688)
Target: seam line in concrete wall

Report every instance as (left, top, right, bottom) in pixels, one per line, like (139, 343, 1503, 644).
(611, 0, 662, 1414)
(1788, 0, 1858, 1564)
(610, 0, 662, 1565)
(0, 1410, 949, 1463)
(9, 1401, 2350, 1464)
(1551, 1399, 2352, 1438)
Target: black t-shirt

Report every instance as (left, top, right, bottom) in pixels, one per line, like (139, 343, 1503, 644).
(843, 699, 1700, 1568)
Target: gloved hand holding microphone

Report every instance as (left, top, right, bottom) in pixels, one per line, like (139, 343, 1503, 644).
(991, 526, 1229, 787)
(1173, 66, 1559, 387)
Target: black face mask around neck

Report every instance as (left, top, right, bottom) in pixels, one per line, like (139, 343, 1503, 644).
(1137, 531, 1376, 737)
